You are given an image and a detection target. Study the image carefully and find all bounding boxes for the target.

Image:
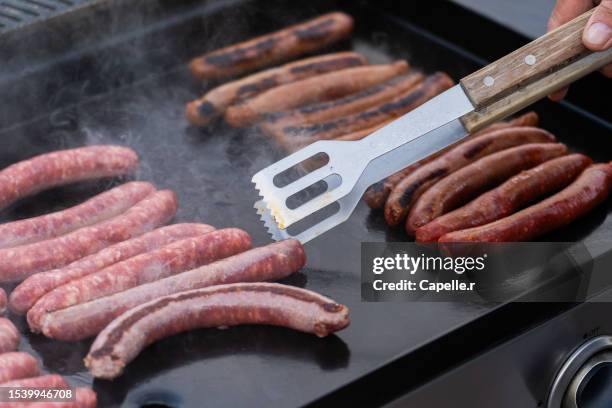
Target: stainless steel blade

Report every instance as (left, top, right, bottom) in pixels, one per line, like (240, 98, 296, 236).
(358, 117, 469, 187)
(276, 119, 470, 243)
(354, 84, 474, 159)
(253, 85, 476, 241)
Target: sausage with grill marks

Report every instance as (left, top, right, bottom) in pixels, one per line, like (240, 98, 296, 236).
(416, 154, 591, 242)
(439, 163, 612, 243)
(225, 61, 409, 127)
(85, 282, 349, 379)
(186, 52, 367, 126)
(384, 127, 556, 227)
(0, 190, 178, 283)
(0, 317, 19, 353)
(406, 143, 568, 235)
(0, 352, 40, 383)
(285, 120, 392, 154)
(0, 146, 138, 213)
(39, 239, 306, 341)
(260, 72, 425, 135)
(188, 12, 354, 80)
(268, 72, 454, 150)
(10, 223, 216, 315)
(362, 112, 540, 209)
(28, 228, 251, 331)
(0, 181, 155, 250)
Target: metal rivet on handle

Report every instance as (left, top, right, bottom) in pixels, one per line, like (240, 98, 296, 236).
(483, 76, 495, 87)
(525, 54, 537, 65)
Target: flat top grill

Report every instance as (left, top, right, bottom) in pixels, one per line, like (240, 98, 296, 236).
(0, 1, 611, 407)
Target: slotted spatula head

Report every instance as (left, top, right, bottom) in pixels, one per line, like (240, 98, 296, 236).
(252, 85, 476, 243)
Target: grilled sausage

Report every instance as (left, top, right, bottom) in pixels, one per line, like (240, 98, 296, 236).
(186, 52, 367, 126)
(0, 352, 40, 384)
(28, 228, 251, 331)
(0, 317, 19, 353)
(39, 239, 305, 341)
(0, 146, 138, 212)
(225, 61, 410, 127)
(363, 111, 540, 209)
(470, 111, 540, 138)
(439, 163, 612, 243)
(416, 154, 592, 242)
(85, 282, 349, 379)
(188, 12, 354, 80)
(0, 288, 6, 315)
(260, 72, 425, 134)
(285, 120, 393, 154)
(0, 182, 155, 250)
(384, 127, 556, 227)
(268, 72, 454, 150)
(0, 190, 178, 283)
(10, 223, 216, 315)
(406, 143, 568, 235)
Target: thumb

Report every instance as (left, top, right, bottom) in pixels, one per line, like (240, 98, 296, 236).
(583, 0, 612, 50)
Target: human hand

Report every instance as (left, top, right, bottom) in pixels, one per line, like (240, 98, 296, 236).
(548, 0, 612, 100)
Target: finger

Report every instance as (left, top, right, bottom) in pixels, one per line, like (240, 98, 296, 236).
(584, 0, 612, 50)
(548, 0, 593, 31)
(549, 87, 569, 101)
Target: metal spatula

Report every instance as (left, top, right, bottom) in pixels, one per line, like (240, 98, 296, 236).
(253, 9, 612, 243)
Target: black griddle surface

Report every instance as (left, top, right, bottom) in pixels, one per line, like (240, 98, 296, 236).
(0, 1, 611, 407)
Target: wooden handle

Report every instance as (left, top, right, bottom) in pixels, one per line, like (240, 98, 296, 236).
(460, 9, 612, 132)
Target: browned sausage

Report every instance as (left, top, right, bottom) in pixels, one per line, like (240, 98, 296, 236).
(0, 182, 155, 250)
(188, 12, 354, 80)
(406, 143, 568, 235)
(27, 228, 251, 331)
(0, 352, 39, 383)
(286, 119, 393, 155)
(225, 61, 410, 127)
(0, 288, 6, 315)
(0, 146, 138, 212)
(0, 317, 19, 353)
(186, 52, 367, 126)
(416, 154, 592, 242)
(38, 239, 306, 341)
(85, 282, 349, 379)
(439, 163, 612, 243)
(384, 127, 556, 227)
(260, 72, 425, 134)
(363, 111, 540, 209)
(268, 72, 454, 151)
(10, 223, 216, 315)
(0, 190, 178, 283)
